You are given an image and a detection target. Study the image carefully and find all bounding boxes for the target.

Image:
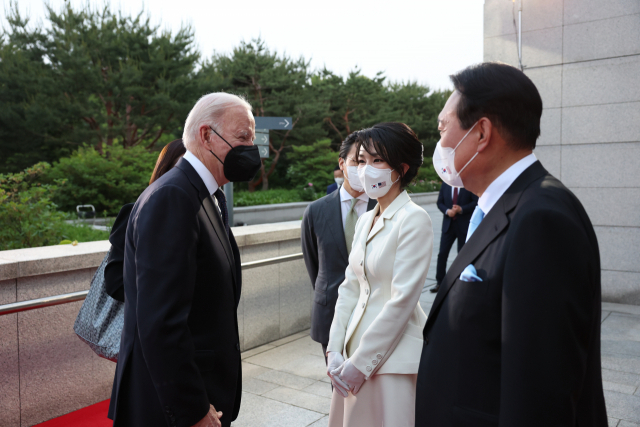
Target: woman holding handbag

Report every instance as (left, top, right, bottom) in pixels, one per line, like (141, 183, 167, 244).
(326, 122, 434, 427)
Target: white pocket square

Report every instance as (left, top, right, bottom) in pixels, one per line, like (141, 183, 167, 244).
(460, 264, 483, 282)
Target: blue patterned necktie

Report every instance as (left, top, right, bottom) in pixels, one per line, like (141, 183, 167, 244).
(214, 189, 230, 236)
(466, 206, 485, 242)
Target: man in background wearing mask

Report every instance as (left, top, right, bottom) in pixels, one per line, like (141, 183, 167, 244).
(108, 93, 261, 427)
(415, 63, 607, 426)
(326, 166, 344, 194)
(302, 132, 377, 366)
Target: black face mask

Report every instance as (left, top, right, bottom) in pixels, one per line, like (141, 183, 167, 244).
(209, 127, 262, 182)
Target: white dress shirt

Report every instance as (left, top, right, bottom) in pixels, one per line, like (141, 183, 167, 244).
(183, 150, 219, 196)
(478, 153, 537, 215)
(340, 185, 369, 228)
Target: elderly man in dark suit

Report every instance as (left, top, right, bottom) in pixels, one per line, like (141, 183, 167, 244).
(108, 93, 261, 427)
(302, 132, 376, 362)
(416, 63, 607, 426)
(431, 182, 478, 293)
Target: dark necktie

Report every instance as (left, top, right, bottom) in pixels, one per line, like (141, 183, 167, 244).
(452, 187, 459, 221)
(214, 189, 230, 236)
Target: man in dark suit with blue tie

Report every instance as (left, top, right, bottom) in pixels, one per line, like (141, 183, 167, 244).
(431, 183, 478, 293)
(415, 63, 607, 426)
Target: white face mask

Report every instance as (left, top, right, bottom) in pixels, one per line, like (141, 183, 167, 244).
(346, 165, 363, 192)
(432, 121, 479, 188)
(334, 177, 344, 186)
(357, 165, 400, 199)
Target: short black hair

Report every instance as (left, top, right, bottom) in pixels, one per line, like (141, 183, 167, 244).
(450, 62, 543, 151)
(355, 122, 424, 189)
(339, 131, 359, 160)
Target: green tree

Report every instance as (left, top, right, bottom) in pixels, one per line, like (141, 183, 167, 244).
(0, 162, 67, 250)
(0, 3, 199, 172)
(286, 139, 337, 189)
(199, 38, 328, 191)
(40, 143, 157, 215)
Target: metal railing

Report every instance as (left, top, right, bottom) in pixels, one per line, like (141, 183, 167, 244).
(0, 253, 304, 316)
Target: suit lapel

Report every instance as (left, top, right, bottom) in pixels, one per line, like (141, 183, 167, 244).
(175, 159, 237, 286)
(321, 190, 350, 263)
(425, 161, 548, 330)
(366, 191, 411, 243)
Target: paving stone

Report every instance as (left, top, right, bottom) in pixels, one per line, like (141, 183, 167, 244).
(241, 362, 270, 380)
(307, 415, 329, 427)
(263, 386, 332, 414)
(603, 303, 640, 317)
(231, 392, 323, 427)
(257, 370, 317, 390)
(241, 344, 276, 360)
(602, 353, 640, 376)
(619, 421, 640, 427)
(604, 390, 640, 423)
(243, 378, 281, 395)
(610, 419, 620, 427)
(270, 331, 312, 348)
(602, 314, 640, 342)
(602, 369, 640, 389)
(279, 354, 328, 381)
(301, 381, 333, 399)
(603, 312, 612, 323)
(604, 381, 638, 395)
(602, 340, 640, 358)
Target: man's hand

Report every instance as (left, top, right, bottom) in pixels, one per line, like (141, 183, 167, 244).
(191, 404, 223, 427)
(327, 352, 349, 397)
(446, 209, 456, 218)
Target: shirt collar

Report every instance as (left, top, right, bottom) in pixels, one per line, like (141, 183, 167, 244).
(183, 150, 219, 196)
(340, 184, 369, 203)
(478, 153, 537, 215)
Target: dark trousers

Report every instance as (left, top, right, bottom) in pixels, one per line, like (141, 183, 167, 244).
(435, 219, 469, 284)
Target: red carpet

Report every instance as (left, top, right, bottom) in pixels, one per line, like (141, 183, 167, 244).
(35, 399, 112, 427)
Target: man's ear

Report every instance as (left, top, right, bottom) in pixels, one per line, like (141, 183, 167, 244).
(338, 157, 346, 173)
(476, 118, 493, 153)
(199, 125, 212, 150)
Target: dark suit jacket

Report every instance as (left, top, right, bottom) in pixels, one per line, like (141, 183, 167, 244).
(436, 183, 478, 233)
(301, 189, 376, 345)
(104, 203, 134, 302)
(326, 182, 338, 195)
(416, 161, 607, 426)
(108, 158, 243, 427)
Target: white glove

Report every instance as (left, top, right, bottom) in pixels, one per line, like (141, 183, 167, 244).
(331, 359, 366, 395)
(326, 351, 349, 397)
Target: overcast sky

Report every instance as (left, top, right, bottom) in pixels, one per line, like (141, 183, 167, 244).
(2, 0, 484, 91)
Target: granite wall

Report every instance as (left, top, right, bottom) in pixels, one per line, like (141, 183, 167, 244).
(484, 0, 640, 305)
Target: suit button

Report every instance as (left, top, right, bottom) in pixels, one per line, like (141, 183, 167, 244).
(425, 337, 429, 345)
(366, 365, 372, 372)
(365, 289, 369, 295)
(236, 343, 240, 351)
(376, 353, 382, 360)
(360, 259, 364, 266)
(372, 360, 378, 366)
(361, 302, 365, 308)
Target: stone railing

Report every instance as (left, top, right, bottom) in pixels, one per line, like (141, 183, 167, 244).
(0, 221, 307, 427)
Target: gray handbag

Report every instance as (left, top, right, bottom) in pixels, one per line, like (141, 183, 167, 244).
(73, 250, 124, 362)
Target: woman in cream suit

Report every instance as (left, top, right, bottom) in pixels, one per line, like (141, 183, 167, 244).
(326, 122, 433, 427)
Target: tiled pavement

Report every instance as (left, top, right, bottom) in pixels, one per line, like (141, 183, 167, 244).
(232, 204, 640, 426)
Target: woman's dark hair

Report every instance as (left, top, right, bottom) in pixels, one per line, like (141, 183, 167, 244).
(149, 139, 187, 184)
(355, 122, 424, 189)
(339, 131, 360, 160)
(450, 62, 543, 151)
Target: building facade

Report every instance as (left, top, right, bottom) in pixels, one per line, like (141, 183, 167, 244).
(484, 0, 640, 304)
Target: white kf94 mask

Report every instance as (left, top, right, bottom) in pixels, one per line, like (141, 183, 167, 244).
(357, 165, 400, 199)
(432, 121, 479, 188)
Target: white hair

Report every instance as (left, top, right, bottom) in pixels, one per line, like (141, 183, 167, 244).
(182, 92, 253, 151)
